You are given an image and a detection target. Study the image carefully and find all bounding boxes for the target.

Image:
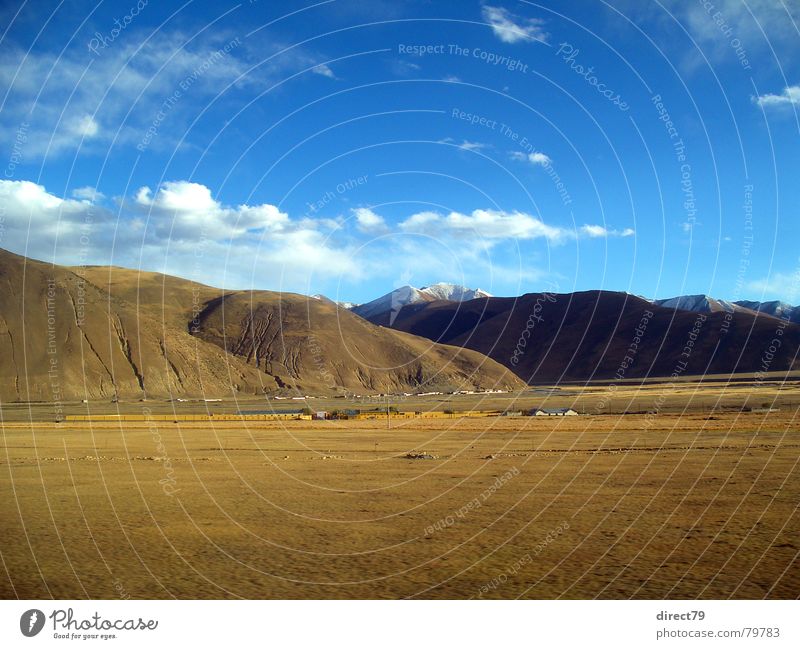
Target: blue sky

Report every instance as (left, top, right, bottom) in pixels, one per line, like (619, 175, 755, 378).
(0, 0, 798, 305)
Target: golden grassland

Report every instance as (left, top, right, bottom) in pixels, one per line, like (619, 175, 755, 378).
(1, 380, 798, 599)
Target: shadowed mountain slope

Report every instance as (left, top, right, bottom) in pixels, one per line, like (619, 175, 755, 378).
(361, 290, 800, 383)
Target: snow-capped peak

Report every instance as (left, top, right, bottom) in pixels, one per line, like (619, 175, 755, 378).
(651, 295, 800, 322)
(350, 283, 491, 321)
(654, 294, 740, 313)
(420, 283, 492, 301)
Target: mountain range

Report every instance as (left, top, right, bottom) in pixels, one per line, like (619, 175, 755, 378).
(653, 294, 800, 323)
(350, 283, 491, 323)
(1, 245, 797, 402)
(0, 248, 520, 401)
(345, 287, 800, 382)
(348, 286, 800, 324)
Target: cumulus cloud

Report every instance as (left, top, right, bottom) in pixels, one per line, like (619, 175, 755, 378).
(398, 208, 634, 244)
(352, 207, 386, 232)
(134, 181, 290, 240)
(512, 150, 552, 166)
(0, 179, 115, 261)
(1, 180, 87, 219)
(443, 209, 565, 240)
(754, 84, 800, 108)
(481, 5, 548, 44)
(400, 211, 440, 230)
(71, 186, 105, 201)
(0, 178, 357, 290)
(581, 224, 608, 238)
(0, 179, 631, 293)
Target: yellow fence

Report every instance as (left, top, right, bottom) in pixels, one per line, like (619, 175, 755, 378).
(343, 410, 502, 420)
(65, 413, 311, 422)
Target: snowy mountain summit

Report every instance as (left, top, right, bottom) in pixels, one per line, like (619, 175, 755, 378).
(351, 283, 492, 322)
(419, 283, 492, 301)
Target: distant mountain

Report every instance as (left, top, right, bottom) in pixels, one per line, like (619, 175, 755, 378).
(651, 294, 800, 324)
(734, 300, 800, 324)
(351, 283, 491, 324)
(654, 295, 745, 314)
(419, 283, 492, 301)
(356, 290, 800, 383)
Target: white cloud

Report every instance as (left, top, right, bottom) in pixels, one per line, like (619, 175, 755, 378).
(401, 209, 563, 243)
(439, 137, 489, 151)
(617, 0, 797, 69)
(528, 152, 551, 166)
(481, 5, 548, 44)
(400, 211, 440, 230)
(0, 178, 358, 291)
(581, 224, 608, 238)
(746, 271, 800, 302)
(511, 150, 552, 166)
(0, 30, 334, 157)
(1, 180, 86, 218)
(68, 114, 100, 138)
(445, 209, 564, 240)
(0, 178, 631, 294)
(580, 224, 635, 238)
(352, 207, 386, 232)
(399, 208, 634, 244)
(265, 229, 360, 278)
(0, 179, 115, 260)
(71, 186, 105, 201)
(459, 140, 488, 151)
(754, 84, 800, 108)
(312, 63, 336, 78)
(135, 180, 289, 239)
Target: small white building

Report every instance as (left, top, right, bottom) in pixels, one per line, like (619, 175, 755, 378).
(531, 408, 578, 416)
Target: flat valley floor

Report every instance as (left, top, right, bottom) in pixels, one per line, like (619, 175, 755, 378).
(1, 405, 798, 598)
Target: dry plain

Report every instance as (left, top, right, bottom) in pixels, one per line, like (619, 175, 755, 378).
(1, 380, 799, 599)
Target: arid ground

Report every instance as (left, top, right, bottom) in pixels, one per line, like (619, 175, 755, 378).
(1, 380, 798, 599)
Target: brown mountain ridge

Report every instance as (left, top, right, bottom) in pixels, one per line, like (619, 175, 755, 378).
(0, 248, 522, 401)
(360, 290, 800, 383)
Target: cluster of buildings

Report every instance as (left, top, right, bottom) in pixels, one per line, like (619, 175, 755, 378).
(305, 407, 579, 420)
